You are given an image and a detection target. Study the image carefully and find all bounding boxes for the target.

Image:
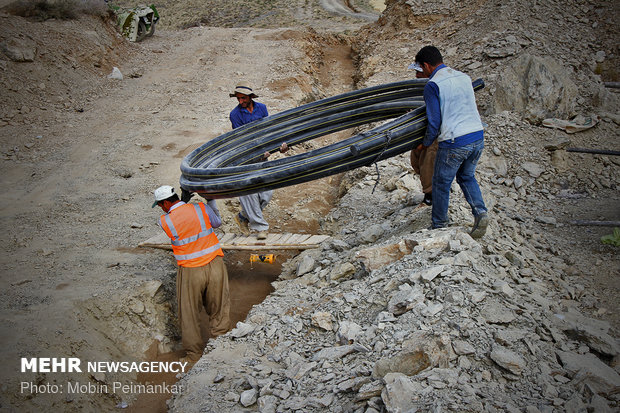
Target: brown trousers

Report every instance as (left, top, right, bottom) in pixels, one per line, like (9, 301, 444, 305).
(176, 255, 230, 360)
(410, 140, 438, 194)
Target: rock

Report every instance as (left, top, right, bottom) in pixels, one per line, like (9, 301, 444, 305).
(373, 331, 452, 378)
(108, 66, 123, 80)
(490, 345, 526, 375)
(355, 240, 413, 271)
(544, 138, 571, 150)
(258, 395, 278, 413)
(453, 250, 479, 266)
(494, 329, 528, 347)
(522, 162, 545, 178)
(403, 230, 456, 251)
(138, 280, 163, 298)
(311, 311, 333, 331)
(240, 388, 258, 407)
(423, 367, 459, 389)
(452, 340, 476, 355)
(556, 351, 620, 396)
(418, 265, 446, 282)
(376, 311, 397, 323)
(493, 281, 515, 297)
(360, 224, 384, 243)
(589, 394, 613, 413)
(296, 254, 315, 276)
(330, 262, 356, 281)
(480, 299, 516, 324)
(535, 216, 557, 225)
(396, 174, 417, 191)
(381, 373, 424, 413)
(491, 54, 578, 124)
(337, 320, 362, 344)
(421, 302, 443, 317)
(1, 38, 36, 62)
(330, 239, 350, 252)
(312, 343, 368, 361)
(355, 380, 384, 401)
(285, 360, 317, 380)
(550, 150, 569, 171)
(552, 311, 620, 357)
(486, 156, 509, 176)
(129, 300, 145, 314)
(230, 322, 255, 338)
(335, 376, 370, 393)
(387, 284, 424, 315)
(469, 290, 486, 303)
(514, 176, 524, 189)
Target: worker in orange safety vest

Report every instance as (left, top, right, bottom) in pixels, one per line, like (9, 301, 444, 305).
(152, 185, 231, 363)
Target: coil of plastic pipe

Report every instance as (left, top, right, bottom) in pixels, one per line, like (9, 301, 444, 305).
(180, 78, 484, 198)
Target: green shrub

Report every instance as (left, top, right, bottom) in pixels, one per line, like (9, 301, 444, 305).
(601, 228, 620, 247)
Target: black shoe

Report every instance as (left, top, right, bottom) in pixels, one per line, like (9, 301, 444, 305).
(470, 213, 489, 239)
(422, 192, 432, 206)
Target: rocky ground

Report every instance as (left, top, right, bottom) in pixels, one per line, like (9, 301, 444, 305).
(0, 0, 618, 412)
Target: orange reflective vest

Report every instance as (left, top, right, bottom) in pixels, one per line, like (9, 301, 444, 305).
(159, 202, 223, 268)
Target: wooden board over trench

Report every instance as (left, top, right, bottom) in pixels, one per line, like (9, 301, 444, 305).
(139, 231, 331, 251)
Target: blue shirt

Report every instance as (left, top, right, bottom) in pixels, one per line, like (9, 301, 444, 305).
(422, 64, 483, 148)
(230, 101, 269, 129)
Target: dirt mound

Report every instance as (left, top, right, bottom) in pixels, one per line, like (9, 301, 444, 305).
(109, 0, 380, 30)
(0, 11, 139, 129)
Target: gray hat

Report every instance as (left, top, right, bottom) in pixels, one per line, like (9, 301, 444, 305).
(408, 62, 423, 72)
(229, 81, 258, 98)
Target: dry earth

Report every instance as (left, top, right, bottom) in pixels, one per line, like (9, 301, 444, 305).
(0, 0, 618, 412)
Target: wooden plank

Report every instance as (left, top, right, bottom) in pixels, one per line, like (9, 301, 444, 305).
(223, 244, 321, 251)
(138, 232, 171, 250)
(263, 233, 283, 244)
(269, 233, 292, 244)
(303, 234, 331, 245)
(231, 235, 251, 245)
(139, 232, 331, 251)
(218, 233, 236, 244)
(274, 233, 293, 244)
(286, 233, 311, 245)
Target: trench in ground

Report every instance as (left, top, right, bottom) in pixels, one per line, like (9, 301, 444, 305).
(125, 37, 359, 412)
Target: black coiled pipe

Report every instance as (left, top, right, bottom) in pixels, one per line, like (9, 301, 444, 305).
(179, 78, 484, 198)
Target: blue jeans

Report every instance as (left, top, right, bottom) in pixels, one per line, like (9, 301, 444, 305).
(431, 139, 487, 228)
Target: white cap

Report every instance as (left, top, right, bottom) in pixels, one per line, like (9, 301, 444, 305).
(408, 62, 423, 72)
(152, 185, 175, 207)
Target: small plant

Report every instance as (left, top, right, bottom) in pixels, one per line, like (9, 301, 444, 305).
(601, 228, 620, 247)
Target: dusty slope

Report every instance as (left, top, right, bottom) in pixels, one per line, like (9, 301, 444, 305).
(0, 0, 618, 412)
(108, 0, 380, 30)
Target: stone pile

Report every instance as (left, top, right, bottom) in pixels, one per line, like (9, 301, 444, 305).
(168, 0, 620, 411)
(169, 124, 619, 411)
